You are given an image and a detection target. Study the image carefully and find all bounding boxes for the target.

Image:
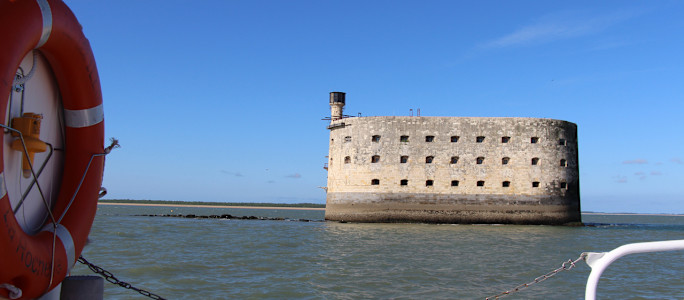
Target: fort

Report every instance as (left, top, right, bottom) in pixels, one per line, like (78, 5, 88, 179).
(324, 92, 581, 225)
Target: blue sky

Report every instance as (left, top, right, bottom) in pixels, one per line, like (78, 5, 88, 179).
(64, 0, 684, 213)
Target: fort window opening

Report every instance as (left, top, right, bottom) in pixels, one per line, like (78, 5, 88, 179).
(371, 179, 380, 185)
(502, 136, 510, 143)
(560, 182, 567, 189)
(532, 181, 540, 188)
(426, 180, 434, 186)
(451, 136, 459, 142)
(560, 159, 567, 167)
(531, 137, 539, 144)
(400, 135, 409, 142)
(531, 157, 539, 165)
(426, 156, 434, 163)
(371, 155, 380, 163)
(331, 138, 334, 143)
(344, 156, 351, 164)
(425, 136, 435, 142)
(477, 180, 485, 187)
(477, 157, 485, 164)
(502, 181, 510, 187)
(559, 138, 566, 146)
(372, 135, 381, 142)
(450, 156, 459, 164)
(344, 136, 351, 142)
(400, 179, 408, 186)
(451, 180, 459, 187)
(400, 156, 408, 163)
(476, 136, 485, 143)
(502, 157, 510, 165)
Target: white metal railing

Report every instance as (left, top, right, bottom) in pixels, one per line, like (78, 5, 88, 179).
(584, 239, 684, 300)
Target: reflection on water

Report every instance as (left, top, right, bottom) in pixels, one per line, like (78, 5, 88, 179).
(73, 205, 684, 299)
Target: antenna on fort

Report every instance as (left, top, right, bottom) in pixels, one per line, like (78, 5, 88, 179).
(410, 109, 413, 117)
(418, 108, 421, 117)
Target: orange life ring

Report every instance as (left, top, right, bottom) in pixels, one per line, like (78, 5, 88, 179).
(0, 0, 104, 299)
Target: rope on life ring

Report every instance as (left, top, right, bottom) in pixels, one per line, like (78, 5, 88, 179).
(0, 0, 107, 298)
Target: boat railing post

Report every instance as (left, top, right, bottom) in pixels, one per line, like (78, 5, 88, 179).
(584, 239, 684, 300)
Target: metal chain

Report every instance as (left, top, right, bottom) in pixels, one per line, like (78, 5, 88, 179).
(485, 253, 587, 300)
(77, 256, 166, 300)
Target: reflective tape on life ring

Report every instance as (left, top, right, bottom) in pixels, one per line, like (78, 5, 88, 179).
(40, 224, 75, 273)
(0, 172, 6, 199)
(36, 0, 52, 48)
(64, 104, 104, 128)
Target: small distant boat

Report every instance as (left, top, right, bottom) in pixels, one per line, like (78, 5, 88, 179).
(0, 0, 106, 299)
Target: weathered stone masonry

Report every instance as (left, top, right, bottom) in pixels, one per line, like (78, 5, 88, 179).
(324, 92, 581, 225)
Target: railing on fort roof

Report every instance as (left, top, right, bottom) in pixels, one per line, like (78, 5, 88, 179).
(322, 114, 358, 130)
(322, 114, 355, 120)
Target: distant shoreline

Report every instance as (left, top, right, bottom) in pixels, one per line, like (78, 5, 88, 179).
(98, 202, 326, 211)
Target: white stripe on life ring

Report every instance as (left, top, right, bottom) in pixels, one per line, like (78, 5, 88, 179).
(42, 224, 76, 273)
(35, 0, 52, 48)
(64, 104, 104, 128)
(0, 172, 6, 199)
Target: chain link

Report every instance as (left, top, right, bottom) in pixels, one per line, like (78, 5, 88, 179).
(77, 256, 166, 300)
(485, 253, 586, 300)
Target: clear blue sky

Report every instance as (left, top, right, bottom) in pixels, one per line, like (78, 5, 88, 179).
(64, 0, 684, 213)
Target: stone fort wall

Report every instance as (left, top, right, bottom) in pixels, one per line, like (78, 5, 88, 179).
(325, 116, 581, 224)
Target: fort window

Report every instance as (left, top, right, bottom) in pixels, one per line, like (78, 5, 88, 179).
(531, 157, 539, 165)
(531, 137, 539, 144)
(532, 181, 540, 188)
(331, 138, 334, 143)
(560, 159, 567, 167)
(400, 179, 408, 186)
(502, 181, 510, 187)
(560, 182, 567, 189)
(425, 135, 435, 142)
(400, 156, 408, 163)
(502, 136, 510, 143)
(559, 138, 566, 146)
(477, 180, 485, 187)
(451, 136, 460, 142)
(476, 157, 485, 164)
(451, 180, 459, 187)
(372, 135, 381, 142)
(425, 156, 434, 163)
(476, 136, 485, 143)
(344, 156, 351, 164)
(450, 156, 459, 164)
(371, 155, 380, 163)
(426, 180, 434, 187)
(371, 179, 380, 185)
(502, 157, 510, 165)
(344, 136, 351, 142)
(400, 135, 409, 142)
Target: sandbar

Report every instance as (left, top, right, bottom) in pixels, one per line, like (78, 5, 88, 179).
(98, 202, 325, 211)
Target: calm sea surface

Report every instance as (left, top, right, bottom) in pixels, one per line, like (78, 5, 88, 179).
(71, 205, 684, 299)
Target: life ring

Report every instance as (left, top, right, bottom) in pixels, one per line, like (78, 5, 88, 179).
(0, 0, 104, 299)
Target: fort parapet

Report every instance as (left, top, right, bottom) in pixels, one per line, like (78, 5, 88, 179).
(324, 92, 581, 225)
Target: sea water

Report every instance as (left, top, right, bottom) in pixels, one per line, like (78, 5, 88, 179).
(71, 205, 684, 299)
